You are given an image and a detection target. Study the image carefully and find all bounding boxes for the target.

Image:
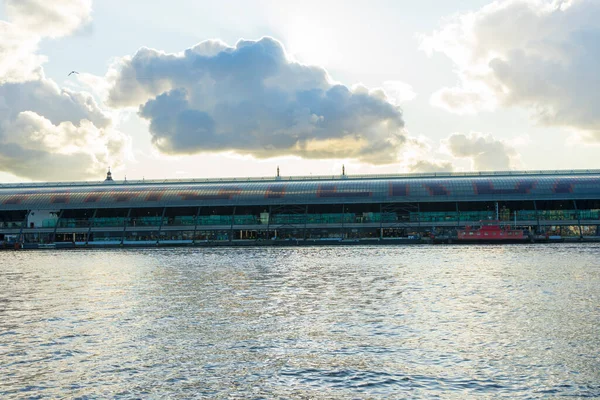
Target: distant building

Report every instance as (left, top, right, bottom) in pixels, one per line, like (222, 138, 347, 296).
(1, 169, 599, 247)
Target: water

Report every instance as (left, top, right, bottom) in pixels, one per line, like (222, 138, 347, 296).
(1, 245, 599, 399)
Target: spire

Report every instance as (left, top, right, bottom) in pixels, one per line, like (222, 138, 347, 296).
(276, 165, 281, 180)
(105, 167, 113, 182)
(341, 164, 348, 179)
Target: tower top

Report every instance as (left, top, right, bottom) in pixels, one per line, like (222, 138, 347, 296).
(105, 167, 113, 181)
(341, 164, 348, 179)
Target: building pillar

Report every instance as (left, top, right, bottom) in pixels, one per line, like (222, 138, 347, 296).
(18, 210, 30, 245)
(417, 203, 421, 232)
(192, 206, 202, 245)
(379, 203, 383, 239)
(303, 204, 308, 241)
(156, 207, 167, 245)
(455, 202, 460, 228)
(52, 210, 65, 243)
(266, 205, 272, 240)
(85, 209, 97, 245)
(573, 200, 583, 238)
(533, 200, 541, 233)
(122, 208, 132, 245)
(341, 203, 345, 239)
(229, 206, 236, 242)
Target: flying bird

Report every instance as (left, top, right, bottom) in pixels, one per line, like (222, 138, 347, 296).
(68, 71, 79, 76)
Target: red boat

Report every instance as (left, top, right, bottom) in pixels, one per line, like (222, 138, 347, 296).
(456, 220, 528, 243)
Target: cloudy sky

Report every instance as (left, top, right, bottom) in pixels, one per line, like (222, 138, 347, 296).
(0, 0, 598, 182)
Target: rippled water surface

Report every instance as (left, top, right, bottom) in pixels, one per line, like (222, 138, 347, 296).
(1, 245, 599, 398)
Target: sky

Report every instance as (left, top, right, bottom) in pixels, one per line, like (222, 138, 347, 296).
(0, 0, 599, 183)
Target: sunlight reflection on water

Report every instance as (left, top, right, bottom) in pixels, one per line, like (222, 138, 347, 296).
(1, 244, 599, 398)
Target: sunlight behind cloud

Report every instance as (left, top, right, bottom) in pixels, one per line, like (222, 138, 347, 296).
(383, 81, 417, 104)
(285, 17, 341, 67)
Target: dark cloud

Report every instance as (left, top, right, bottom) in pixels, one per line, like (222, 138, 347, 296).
(0, 142, 101, 181)
(108, 37, 406, 163)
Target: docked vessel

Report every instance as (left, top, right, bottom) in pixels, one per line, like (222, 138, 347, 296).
(456, 220, 529, 243)
(0, 234, 21, 250)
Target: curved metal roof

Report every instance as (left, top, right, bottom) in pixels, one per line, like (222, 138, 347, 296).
(1, 171, 600, 210)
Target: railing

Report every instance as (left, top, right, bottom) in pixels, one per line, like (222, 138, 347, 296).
(56, 219, 90, 228)
(3, 169, 600, 189)
(409, 210, 600, 223)
(168, 216, 196, 226)
(12, 210, 600, 232)
(410, 211, 495, 223)
(43, 219, 57, 228)
(41, 212, 404, 228)
(0, 221, 23, 228)
(128, 217, 164, 227)
(93, 217, 128, 227)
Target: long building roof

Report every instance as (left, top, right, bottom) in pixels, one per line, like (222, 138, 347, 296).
(1, 170, 600, 210)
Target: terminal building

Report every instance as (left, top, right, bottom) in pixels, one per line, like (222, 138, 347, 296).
(1, 168, 600, 247)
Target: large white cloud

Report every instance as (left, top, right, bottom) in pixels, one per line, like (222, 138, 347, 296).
(107, 37, 408, 164)
(1, 0, 92, 84)
(0, 22, 44, 84)
(5, 0, 92, 38)
(395, 138, 455, 173)
(443, 133, 519, 171)
(0, 0, 130, 181)
(407, 159, 454, 173)
(422, 0, 600, 140)
(0, 82, 129, 180)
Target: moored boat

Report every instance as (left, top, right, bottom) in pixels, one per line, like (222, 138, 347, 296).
(456, 220, 529, 243)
